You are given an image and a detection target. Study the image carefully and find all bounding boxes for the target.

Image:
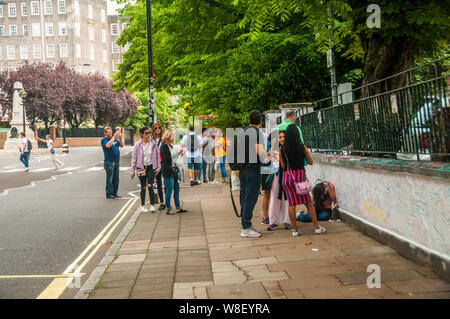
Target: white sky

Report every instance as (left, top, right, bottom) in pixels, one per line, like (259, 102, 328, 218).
(107, 0, 127, 15)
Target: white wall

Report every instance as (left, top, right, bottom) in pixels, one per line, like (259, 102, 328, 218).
(306, 161, 450, 259)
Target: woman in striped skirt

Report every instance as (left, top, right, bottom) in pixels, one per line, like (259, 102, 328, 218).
(280, 124, 326, 236)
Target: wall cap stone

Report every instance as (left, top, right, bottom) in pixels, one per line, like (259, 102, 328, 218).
(311, 153, 450, 181)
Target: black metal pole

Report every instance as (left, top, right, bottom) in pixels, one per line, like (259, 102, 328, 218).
(145, 0, 155, 126)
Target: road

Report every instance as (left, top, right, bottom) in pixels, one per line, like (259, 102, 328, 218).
(0, 146, 142, 299)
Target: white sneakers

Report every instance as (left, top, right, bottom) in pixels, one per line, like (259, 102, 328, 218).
(314, 225, 327, 234)
(241, 228, 262, 238)
(292, 229, 300, 237)
(140, 206, 149, 213)
(149, 205, 156, 213)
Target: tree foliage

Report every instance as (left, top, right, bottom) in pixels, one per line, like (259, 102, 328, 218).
(0, 63, 137, 129)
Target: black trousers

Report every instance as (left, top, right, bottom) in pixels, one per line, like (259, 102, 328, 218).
(138, 165, 156, 206)
(156, 171, 164, 203)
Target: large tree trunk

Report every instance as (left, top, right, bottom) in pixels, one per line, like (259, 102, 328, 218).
(361, 34, 415, 97)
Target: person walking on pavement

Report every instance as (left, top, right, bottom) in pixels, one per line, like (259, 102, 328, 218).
(240, 110, 269, 238)
(280, 124, 326, 236)
(151, 123, 166, 210)
(36, 135, 64, 170)
(18, 132, 30, 172)
(160, 130, 188, 215)
(131, 127, 161, 212)
(197, 128, 209, 184)
(180, 125, 203, 186)
(213, 129, 228, 185)
(101, 127, 124, 199)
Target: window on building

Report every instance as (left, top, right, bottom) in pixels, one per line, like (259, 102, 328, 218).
(60, 43, 68, 57)
(47, 44, 54, 58)
(103, 70, 108, 78)
(76, 65, 82, 73)
(0, 48, 2, 60)
(31, 1, 39, 15)
(112, 42, 119, 53)
(90, 68, 95, 74)
(112, 60, 118, 72)
(74, 0, 79, 15)
(0, 26, 3, 37)
(10, 25, 17, 36)
(89, 45, 94, 61)
(23, 24, 28, 36)
(101, 29, 106, 43)
(7, 46, 15, 60)
(59, 22, 67, 36)
(34, 45, 42, 59)
(88, 5, 92, 19)
(102, 49, 107, 63)
(101, 9, 105, 23)
(0, 6, 3, 18)
(8, 3, 16, 17)
(89, 27, 94, 41)
(21, 2, 27, 16)
(76, 44, 81, 58)
(58, 0, 66, 14)
(20, 45, 28, 59)
(44, 0, 52, 15)
(8, 66, 16, 72)
(111, 24, 119, 36)
(32, 23, 40, 37)
(75, 22, 80, 37)
(46, 23, 54, 36)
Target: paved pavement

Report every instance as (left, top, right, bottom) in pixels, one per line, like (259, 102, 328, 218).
(82, 182, 450, 299)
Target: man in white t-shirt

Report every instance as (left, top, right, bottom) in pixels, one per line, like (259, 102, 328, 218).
(18, 132, 30, 172)
(180, 125, 203, 186)
(36, 134, 64, 169)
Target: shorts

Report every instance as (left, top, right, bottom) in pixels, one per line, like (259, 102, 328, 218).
(261, 174, 272, 191)
(187, 156, 202, 170)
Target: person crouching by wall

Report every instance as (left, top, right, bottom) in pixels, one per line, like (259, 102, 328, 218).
(160, 130, 188, 215)
(131, 127, 161, 213)
(297, 181, 339, 222)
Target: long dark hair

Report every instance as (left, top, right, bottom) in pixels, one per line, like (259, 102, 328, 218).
(281, 124, 305, 164)
(312, 182, 329, 214)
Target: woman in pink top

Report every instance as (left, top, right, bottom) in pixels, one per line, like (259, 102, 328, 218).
(131, 127, 161, 213)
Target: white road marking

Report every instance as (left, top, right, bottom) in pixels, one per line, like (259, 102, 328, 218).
(119, 167, 130, 171)
(85, 167, 103, 171)
(32, 168, 54, 172)
(2, 168, 25, 173)
(59, 166, 80, 172)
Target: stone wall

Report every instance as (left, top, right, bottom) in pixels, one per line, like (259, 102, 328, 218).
(307, 153, 450, 281)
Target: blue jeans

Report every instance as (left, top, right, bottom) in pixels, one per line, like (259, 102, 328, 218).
(20, 152, 30, 168)
(218, 155, 227, 178)
(298, 211, 330, 222)
(104, 161, 120, 197)
(239, 169, 261, 229)
(197, 157, 207, 181)
(164, 177, 180, 211)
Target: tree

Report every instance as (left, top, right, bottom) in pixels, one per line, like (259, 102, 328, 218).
(240, 0, 450, 94)
(113, 0, 330, 127)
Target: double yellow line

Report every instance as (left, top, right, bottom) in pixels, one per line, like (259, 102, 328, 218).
(36, 198, 137, 299)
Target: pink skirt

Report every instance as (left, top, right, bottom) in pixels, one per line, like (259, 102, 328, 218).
(282, 169, 312, 207)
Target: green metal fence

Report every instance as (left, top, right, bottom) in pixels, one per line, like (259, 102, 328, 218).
(301, 56, 450, 161)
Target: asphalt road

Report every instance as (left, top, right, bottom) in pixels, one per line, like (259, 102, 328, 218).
(0, 146, 142, 299)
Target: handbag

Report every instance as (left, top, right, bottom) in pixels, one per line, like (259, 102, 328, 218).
(137, 168, 146, 177)
(286, 158, 312, 195)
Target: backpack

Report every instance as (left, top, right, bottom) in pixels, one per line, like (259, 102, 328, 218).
(27, 139, 32, 151)
(227, 127, 263, 171)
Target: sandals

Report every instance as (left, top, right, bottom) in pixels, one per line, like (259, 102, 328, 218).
(176, 208, 188, 213)
(166, 210, 176, 215)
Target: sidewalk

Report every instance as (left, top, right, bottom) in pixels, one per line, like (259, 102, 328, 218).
(81, 184, 450, 299)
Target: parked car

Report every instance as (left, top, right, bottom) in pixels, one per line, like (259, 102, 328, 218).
(397, 96, 449, 161)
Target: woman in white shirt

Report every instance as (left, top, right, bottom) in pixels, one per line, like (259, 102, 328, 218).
(36, 135, 64, 170)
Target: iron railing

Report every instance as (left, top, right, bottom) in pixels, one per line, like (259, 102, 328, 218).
(301, 56, 450, 161)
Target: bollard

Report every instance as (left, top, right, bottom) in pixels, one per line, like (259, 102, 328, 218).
(62, 144, 69, 153)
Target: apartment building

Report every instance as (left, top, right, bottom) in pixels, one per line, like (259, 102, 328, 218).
(0, 0, 115, 77)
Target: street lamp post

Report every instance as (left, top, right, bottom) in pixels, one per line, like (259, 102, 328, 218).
(145, 0, 155, 126)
